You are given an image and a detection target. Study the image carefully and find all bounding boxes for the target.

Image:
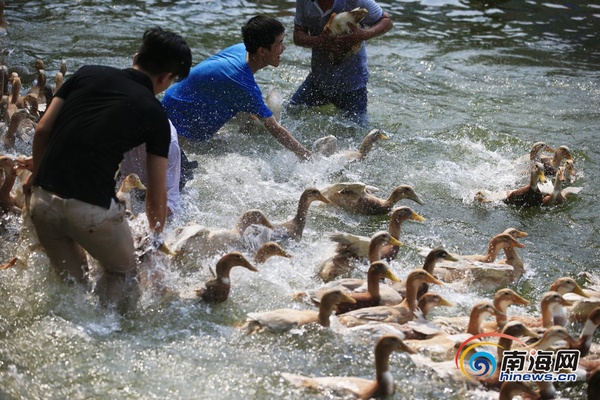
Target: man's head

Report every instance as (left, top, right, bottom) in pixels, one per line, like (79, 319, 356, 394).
(242, 16, 285, 54)
(135, 27, 192, 82)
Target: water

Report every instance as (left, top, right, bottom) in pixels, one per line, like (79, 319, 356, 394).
(1, 1, 599, 399)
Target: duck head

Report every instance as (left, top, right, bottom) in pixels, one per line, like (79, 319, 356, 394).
(389, 185, 424, 205)
(391, 206, 425, 224)
(550, 277, 589, 298)
(215, 251, 257, 278)
(502, 227, 528, 239)
(368, 261, 400, 283)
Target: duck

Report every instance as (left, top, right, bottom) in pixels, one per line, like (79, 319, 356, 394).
(332, 261, 401, 314)
(479, 288, 531, 332)
(27, 68, 48, 102)
(253, 241, 291, 264)
(391, 246, 458, 299)
(328, 206, 424, 261)
(2, 108, 35, 149)
(527, 141, 555, 163)
(345, 293, 454, 340)
(322, 7, 369, 64)
(345, 129, 388, 161)
(550, 276, 589, 298)
(459, 233, 526, 264)
(478, 320, 541, 389)
(541, 166, 582, 206)
(281, 334, 415, 399)
(540, 145, 573, 177)
(569, 307, 600, 357)
(504, 162, 547, 206)
(526, 325, 574, 351)
(431, 289, 528, 335)
(434, 233, 526, 288)
(116, 173, 146, 214)
(271, 187, 331, 241)
(195, 252, 257, 304)
(563, 287, 600, 323)
(313, 129, 388, 161)
(475, 162, 547, 206)
(510, 291, 573, 329)
(0, 155, 20, 214)
(410, 302, 503, 362)
(338, 269, 443, 327)
(12, 155, 31, 209)
(318, 230, 403, 282)
(302, 258, 402, 306)
(320, 181, 424, 215)
(168, 209, 274, 260)
(496, 228, 528, 279)
(54, 71, 64, 95)
(241, 289, 356, 334)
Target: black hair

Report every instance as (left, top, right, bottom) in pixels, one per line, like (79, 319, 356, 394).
(135, 27, 192, 80)
(241, 15, 285, 54)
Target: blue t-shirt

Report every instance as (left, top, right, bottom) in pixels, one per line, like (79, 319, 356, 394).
(295, 0, 383, 94)
(162, 43, 273, 141)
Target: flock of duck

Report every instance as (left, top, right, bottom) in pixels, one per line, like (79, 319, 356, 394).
(1, 53, 598, 400)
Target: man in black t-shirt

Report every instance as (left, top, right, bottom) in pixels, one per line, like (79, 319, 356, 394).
(24, 27, 192, 312)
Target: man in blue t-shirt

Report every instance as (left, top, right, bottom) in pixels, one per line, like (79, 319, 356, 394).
(162, 15, 311, 162)
(291, 0, 393, 127)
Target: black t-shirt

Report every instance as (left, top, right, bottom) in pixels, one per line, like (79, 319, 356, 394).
(35, 65, 170, 209)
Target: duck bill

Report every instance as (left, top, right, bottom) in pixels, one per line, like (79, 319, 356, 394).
(513, 230, 528, 238)
(389, 237, 404, 247)
(513, 294, 530, 306)
(537, 171, 547, 183)
(244, 261, 259, 273)
(511, 241, 526, 249)
(135, 181, 147, 190)
(261, 219, 275, 230)
(158, 243, 176, 256)
(438, 297, 454, 307)
(341, 293, 357, 304)
(278, 250, 293, 259)
(384, 269, 401, 283)
(398, 341, 417, 354)
(544, 145, 555, 153)
(410, 211, 425, 222)
(522, 326, 540, 339)
(411, 193, 425, 206)
(318, 194, 332, 205)
(425, 273, 443, 285)
(573, 285, 589, 298)
(444, 254, 459, 262)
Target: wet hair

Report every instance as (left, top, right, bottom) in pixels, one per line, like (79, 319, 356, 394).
(135, 27, 192, 80)
(241, 15, 285, 54)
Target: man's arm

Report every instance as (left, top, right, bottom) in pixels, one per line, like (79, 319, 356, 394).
(293, 12, 393, 52)
(259, 115, 312, 161)
(145, 153, 168, 234)
(23, 97, 65, 194)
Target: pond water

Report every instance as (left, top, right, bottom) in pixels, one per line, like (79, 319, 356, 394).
(1, 1, 599, 399)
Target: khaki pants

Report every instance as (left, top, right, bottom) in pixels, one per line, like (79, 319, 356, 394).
(30, 187, 137, 309)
